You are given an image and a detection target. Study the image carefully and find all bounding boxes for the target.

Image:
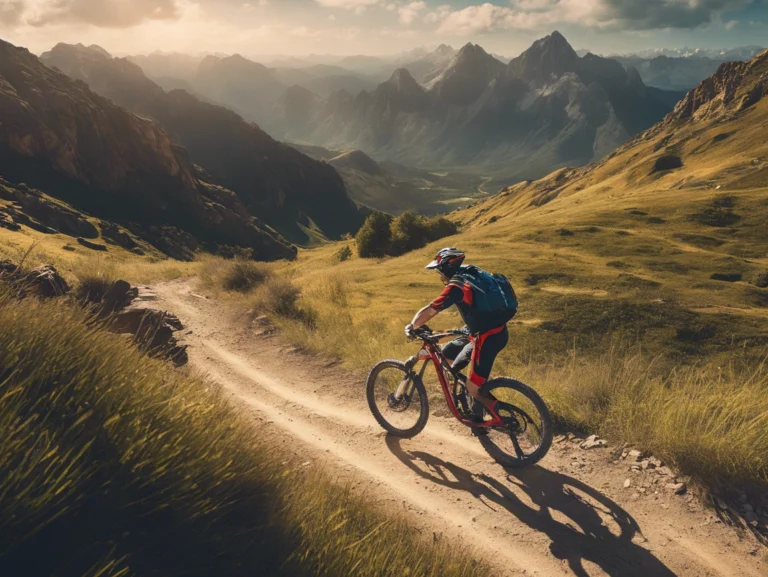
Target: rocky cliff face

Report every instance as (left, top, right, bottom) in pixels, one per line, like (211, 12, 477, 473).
(668, 49, 768, 123)
(40, 43, 362, 244)
(1, 40, 295, 260)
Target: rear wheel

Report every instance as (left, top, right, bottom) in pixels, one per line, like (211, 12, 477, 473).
(477, 378, 552, 468)
(366, 360, 429, 438)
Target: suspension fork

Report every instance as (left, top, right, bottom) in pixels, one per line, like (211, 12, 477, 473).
(394, 354, 430, 400)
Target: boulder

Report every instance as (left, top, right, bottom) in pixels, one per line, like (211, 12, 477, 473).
(77, 237, 108, 252)
(97, 280, 139, 315)
(665, 482, 687, 495)
(108, 308, 187, 366)
(23, 264, 71, 297)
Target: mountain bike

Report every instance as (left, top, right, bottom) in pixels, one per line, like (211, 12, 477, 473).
(366, 326, 552, 468)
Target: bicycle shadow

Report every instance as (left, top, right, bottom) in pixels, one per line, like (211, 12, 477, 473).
(386, 436, 676, 577)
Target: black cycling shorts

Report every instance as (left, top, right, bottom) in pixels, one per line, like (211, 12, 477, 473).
(442, 325, 509, 387)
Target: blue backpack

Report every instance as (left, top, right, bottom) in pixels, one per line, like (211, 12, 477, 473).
(454, 266, 518, 322)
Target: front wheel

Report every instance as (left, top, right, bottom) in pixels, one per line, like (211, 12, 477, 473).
(479, 378, 553, 468)
(366, 360, 429, 438)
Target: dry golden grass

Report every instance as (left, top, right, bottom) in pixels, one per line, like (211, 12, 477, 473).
(0, 287, 484, 577)
(0, 225, 198, 285)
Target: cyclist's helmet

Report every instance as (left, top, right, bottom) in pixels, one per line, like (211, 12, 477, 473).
(426, 248, 465, 279)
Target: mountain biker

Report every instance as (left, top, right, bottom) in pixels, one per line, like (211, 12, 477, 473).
(405, 248, 517, 436)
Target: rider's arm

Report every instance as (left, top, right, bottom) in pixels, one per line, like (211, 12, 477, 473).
(411, 304, 438, 328)
(411, 284, 463, 328)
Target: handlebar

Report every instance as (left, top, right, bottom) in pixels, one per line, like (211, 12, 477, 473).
(407, 326, 469, 343)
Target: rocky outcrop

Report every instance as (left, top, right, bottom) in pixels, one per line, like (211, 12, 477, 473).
(668, 49, 768, 123)
(0, 261, 71, 298)
(1, 39, 296, 261)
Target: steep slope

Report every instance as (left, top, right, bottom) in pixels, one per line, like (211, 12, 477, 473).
(41, 43, 363, 245)
(272, 32, 681, 182)
(403, 44, 457, 86)
(1, 40, 294, 260)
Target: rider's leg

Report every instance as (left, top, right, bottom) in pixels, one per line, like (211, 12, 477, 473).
(467, 325, 509, 416)
(450, 341, 473, 373)
(442, 337, 469, 366)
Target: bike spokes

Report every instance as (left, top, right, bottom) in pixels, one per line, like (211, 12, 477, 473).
(479, 380, 552, 468)
(370, 363, 426, 434)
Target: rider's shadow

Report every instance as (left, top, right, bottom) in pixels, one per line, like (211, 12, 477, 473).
(386, 436, 676, 577)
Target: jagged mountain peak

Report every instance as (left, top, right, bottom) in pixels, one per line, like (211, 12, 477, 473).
(387, 67, 419, 88)
(428, 42, 505, 105)
(455, 42, 495, 63)
(509, 31, 579, 83)
(43, 42, 112, 63)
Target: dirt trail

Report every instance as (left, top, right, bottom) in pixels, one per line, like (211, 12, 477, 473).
(152, 279, 765, 577)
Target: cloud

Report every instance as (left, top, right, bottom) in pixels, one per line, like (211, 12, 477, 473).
(432, 0, 756, 35)
(28, 0, 182, 28)
(599, 0, 754, 30)
(314, 0, 380, 10)
(0, 0, 25, 24)
(398, 0, 424, 25)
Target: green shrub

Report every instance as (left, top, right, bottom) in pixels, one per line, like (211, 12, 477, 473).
(390, 212, 430, 256)
(223, 260, 270, 292)
(754, 271, 768, 288)
(356, 212, 392, 258)
(424, 215, 459, 241)
(357, 212, 458, 259)
(260, 277, 317, 328)
(336, 245, 353, 262)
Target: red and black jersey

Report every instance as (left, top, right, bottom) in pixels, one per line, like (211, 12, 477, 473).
(430, 279, 507, 335)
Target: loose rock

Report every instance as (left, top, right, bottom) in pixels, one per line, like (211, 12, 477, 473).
(665, 482, 687, 495)
(580, 434, 608, 450)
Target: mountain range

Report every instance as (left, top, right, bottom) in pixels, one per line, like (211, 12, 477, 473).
(614, 47, 765, 93)
(0, 39, 299, 261)
(272, 32, 681, 182)
(40, 42, 362, 245)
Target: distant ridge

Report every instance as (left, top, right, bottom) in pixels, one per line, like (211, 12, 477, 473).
(271, 31, 683, 182)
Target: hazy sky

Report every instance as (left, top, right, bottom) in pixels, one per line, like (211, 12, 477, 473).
(1, 0, 766, 58)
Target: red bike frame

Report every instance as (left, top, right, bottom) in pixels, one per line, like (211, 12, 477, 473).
(410, 334, 504, 429)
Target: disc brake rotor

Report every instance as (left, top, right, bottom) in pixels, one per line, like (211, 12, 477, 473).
(387, 392, 411, 412)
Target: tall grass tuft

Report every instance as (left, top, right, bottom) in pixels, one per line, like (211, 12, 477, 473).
(0, 288, 483, 576)
(223, 260, 271, 292)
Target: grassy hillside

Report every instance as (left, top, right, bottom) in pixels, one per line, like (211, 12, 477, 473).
(217, 52, 768, 491)
(0, 282, 482, 576)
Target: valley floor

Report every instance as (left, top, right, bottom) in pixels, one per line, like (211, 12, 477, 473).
(152, 278, 766, 577)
